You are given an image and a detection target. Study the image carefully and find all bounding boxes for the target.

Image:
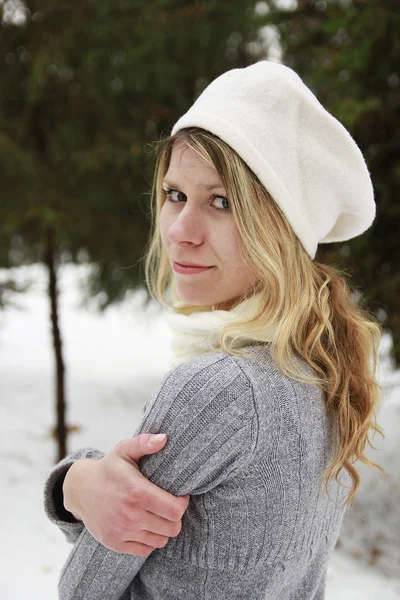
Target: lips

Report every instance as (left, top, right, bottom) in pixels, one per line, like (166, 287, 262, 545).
(175, 261, 210, 268)
(172, 261, 214, 275)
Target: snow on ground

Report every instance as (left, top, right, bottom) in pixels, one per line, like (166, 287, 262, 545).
(0, 263, 399, 600)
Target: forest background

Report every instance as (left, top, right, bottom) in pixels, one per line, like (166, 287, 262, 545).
(0, 1, 399, 597)
(1, 0, 399, 459)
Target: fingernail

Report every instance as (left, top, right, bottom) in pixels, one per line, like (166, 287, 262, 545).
(149, 433, 166, 445)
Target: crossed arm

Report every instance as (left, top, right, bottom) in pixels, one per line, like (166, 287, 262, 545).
(44, 355, 257, 600)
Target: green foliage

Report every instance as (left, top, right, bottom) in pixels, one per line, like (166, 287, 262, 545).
(258, 0, 400, 364)
(0, 0, 262, 307)
(1, 1, 398, 363)
(0, 274, 30, 310)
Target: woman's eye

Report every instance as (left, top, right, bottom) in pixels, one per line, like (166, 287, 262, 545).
(212, 196, 230, 211)
(161, 188, 230, 212)
(163, 188, 185, 202)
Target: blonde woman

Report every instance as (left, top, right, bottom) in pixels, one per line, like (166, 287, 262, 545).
(44, 61, 384, 600)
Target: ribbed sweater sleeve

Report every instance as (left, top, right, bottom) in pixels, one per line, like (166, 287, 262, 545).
(55, 354, 257, 600)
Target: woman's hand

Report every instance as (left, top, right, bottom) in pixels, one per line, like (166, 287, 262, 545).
(63, 433, 190, 557)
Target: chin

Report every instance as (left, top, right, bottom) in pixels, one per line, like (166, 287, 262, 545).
(178, 295, 213, 307)
(176, 289, 236, 310)
(176, 289, 213, 307)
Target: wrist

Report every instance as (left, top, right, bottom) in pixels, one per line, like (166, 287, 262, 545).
(63, 459, 94, 522)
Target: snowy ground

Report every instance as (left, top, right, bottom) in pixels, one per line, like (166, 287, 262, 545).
(0, 263, 399, 600)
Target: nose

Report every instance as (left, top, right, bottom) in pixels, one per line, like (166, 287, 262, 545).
(166, 204, 205, 247)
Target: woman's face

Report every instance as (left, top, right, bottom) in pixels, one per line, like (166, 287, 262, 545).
(159, 144, 257, 310)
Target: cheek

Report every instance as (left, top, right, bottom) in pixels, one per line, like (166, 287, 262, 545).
(217, 226, 255, 282)
(216, 225, 243, 263)
(159, 206, 170, 246)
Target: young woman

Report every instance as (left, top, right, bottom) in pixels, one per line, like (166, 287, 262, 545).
(44, 61, 383, 600)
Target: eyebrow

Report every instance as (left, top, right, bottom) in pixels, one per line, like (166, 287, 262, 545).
(162, 180, 225, 192)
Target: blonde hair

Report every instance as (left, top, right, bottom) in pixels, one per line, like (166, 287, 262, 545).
(144, 127, 385, 506)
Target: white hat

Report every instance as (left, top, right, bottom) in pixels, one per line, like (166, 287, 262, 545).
(171, 60, 375, 260)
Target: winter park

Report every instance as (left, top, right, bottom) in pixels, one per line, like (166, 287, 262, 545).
(1, 1, 399, 599)
(0, 264, 399, 599)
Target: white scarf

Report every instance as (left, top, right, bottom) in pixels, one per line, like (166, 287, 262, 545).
(165, 294, 279, 368)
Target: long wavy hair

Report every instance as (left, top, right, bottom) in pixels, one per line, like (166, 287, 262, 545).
(144, 126, 385, 506)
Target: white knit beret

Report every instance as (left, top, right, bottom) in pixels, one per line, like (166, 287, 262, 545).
(171, 60, 375, 260)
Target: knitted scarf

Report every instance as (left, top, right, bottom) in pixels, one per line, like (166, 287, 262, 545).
(165, 294, 279, 368)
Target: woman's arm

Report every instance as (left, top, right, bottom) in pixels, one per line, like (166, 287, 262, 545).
(44, 405, 188, 550)
(58, 353, 258, 600)
(61, 435, 189, 556)
(44, 447, 105, 544)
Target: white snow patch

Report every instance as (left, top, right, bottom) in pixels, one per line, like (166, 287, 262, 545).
(0, 264, 399, 599)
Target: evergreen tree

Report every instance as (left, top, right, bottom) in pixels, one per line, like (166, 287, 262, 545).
(255, 0, 400, 364)
(0, 0, 266, 458)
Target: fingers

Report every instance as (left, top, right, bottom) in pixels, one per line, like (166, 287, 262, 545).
(131, 477, 190, 522)
(119, 530, 171, 557)
(132, 529, 170, 549)
(118, 540, 157, 558)
(116, 434, 168, 464)
(113, 436, 191, 523)
(138, 510, 183, 538)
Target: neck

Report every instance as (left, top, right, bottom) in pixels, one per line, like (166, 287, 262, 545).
(166, 293, 279, 368)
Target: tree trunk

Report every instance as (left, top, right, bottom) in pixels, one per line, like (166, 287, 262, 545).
(44, 227, 67, 461)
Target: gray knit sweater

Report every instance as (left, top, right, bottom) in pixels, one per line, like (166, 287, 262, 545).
(43, 345, 351, 600)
